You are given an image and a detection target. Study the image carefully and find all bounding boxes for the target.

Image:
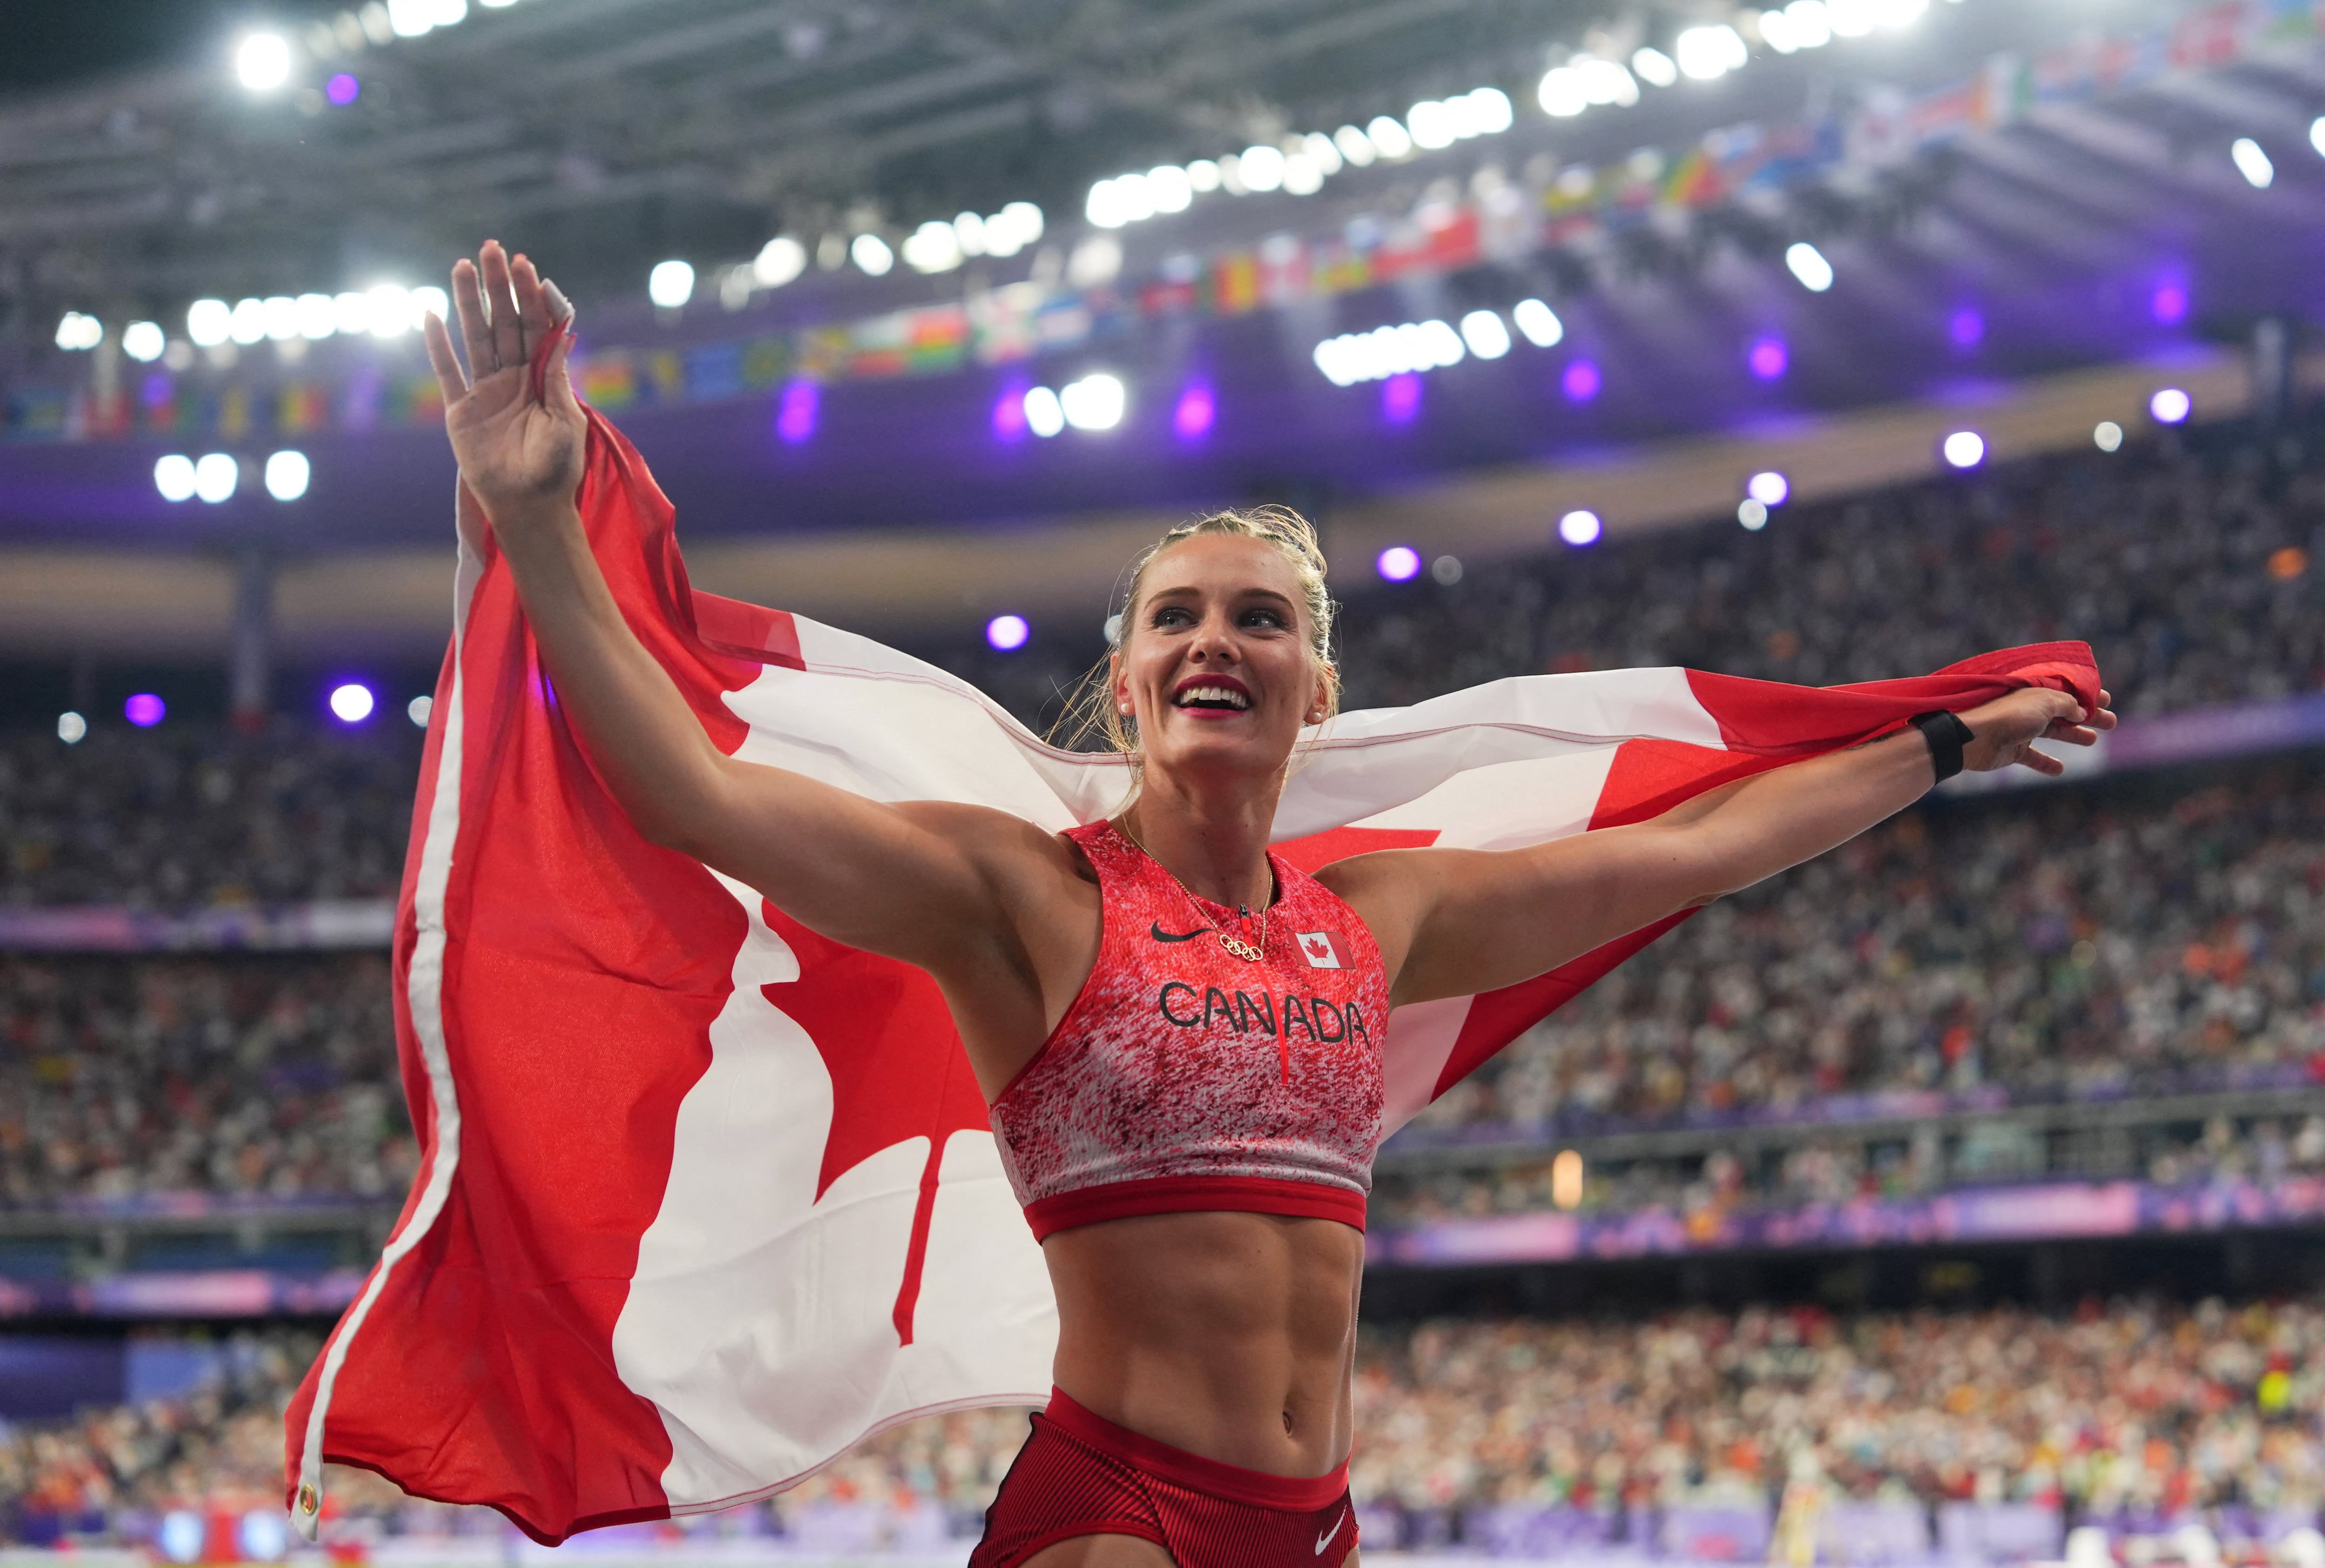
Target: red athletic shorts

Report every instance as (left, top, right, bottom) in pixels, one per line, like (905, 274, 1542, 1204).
(969, 1389, 1358, 1568)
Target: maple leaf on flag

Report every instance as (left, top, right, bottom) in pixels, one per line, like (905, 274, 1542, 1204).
(1303, 935, 1332, 962)
(758, 902, 992, 1347)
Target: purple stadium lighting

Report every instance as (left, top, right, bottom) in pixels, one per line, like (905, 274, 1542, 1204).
(125, 693, 165, 728)
(775, 381, 818, 444)
(1376, 545, 1422, 582)
(992, 383, 1030, 442)
(1561, 359, 1601, 402)
(1949, 308, 1985, 349)
(985, 614, 1030, 651)
(2151, 279, 2190, 325)
(329, 683, 376, 724)
(1746, 337, 1787, 380)
(326, 73, 360, 106)
(2150, 387, 2192, 425)
(1381, 372, 1422, 424)
(1173, 383, 1216, 440)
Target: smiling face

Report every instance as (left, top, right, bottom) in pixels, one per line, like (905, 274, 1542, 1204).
(1110, 533, 1334, 785)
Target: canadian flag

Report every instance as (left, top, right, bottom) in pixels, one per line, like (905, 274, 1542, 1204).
(283, 406, 2099, 1546)
(1296, 931, 1348, 969)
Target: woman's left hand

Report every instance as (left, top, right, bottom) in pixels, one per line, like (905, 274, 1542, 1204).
(1957, 686, 2117, 776)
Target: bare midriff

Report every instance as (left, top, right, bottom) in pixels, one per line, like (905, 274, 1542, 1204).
(1041, 1209, 1365, 1479)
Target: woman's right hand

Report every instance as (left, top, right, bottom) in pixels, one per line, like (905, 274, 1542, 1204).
(422, 239, 585, 534)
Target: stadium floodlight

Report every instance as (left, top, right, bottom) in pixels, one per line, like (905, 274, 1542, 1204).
(1237, 144, 1287, 191)
(1512, 299, 1564, 347)
(53, 312, 103, 350)
(985, 615, 1030, 651)
(1365, 116, 1414, 159)
(1061, 372, 1126, 431)
(365, 284, 410, 338)
(1785, 241, 1835, 292)
(330, 291, 372, 336)
(1148, 164, 1194, 213)
(1459, 310, 1512, 359)
(1941, 430, 1986, 469)
(408, 695, 433, 727)
(1747, 471, 1791, 506)
(1465, 86, 1515, 133)
(194, 453, 239, 503)
(2150, 387, 2192, 425)
(1406, 101, 1455, 151)
(387, 0, 467, 37)
(1738, 499, 1769, 530)
(753, 236, 807, 288)
(236, 32, 293, 90)
(1333, 126, 1376, 166)
(57, 711, 86, 744)
(648, 259, 696, 307)
(1559, 510, 1604, 546)
(329, 683, 376, 724)
(1827, 0, 1876, 35)
(1376, 546, 1422, 582)
(122, 320, 165, 362)
(228, 298, 267, 345)
(1302, 133, 1343, 178)
(1870, 0, 1927, 24)
(1675, 25, 1747, 80)
(154, 454, 197, 502)
(1631, 47, 1679, 86)
(848, 234, 892, 276)
(261, 296, 299, 341)
(1282, 150, 1325, 195)
(2094, 421, 2125, 452)
(265, 450, 311, 501)
(1538, 67, 1587, 118)
(1023, 386, 1065, 438)
(2313, 117, 2325, 159)
(902, 220, 964, 272)
(2232, 138, 2275, 189)
(295, 293, 336, 339)
(1185, 160, 1222, 193)
(188, 299, 232, 347)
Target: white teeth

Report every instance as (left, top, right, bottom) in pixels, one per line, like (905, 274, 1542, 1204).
(1176, 685, 1249, 709)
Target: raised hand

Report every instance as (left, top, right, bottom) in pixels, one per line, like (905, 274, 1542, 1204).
(422, 239, 585, 532)
(1957, 687, 2118, 777)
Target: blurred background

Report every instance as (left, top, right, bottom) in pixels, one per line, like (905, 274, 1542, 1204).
(8, 0, 2325, 1563)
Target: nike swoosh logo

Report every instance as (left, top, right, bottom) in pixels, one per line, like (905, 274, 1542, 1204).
(1150, 921, 1208, 942)
(1315, 1511, 1346, 1555)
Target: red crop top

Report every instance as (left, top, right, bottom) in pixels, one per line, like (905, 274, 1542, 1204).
(988, 820, 1390, 1241)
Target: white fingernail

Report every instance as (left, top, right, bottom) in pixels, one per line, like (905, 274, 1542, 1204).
(543, 279, 574, 323)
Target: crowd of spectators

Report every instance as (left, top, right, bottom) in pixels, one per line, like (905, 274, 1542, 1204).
(0, 955, 415, 1209)
(11, 1299, 2325, 1543)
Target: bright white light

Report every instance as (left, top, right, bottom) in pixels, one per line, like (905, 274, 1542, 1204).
(262, 296, 299, 341)
(407, 695, 433, 727)
(154, 454, 197, 502)
(754, 236, 807, 288)
(287, 293, 332, 340)
(1062, 372, 1126, 431)
(1827, 0, 1876, 35)
(264, 450, 311, 501)
(1282, 151, 1324, 194)
(411, 285, 447, 328)
(1871, 0, 1927, 24)
(1676, 25, 1748, 80)
(2094, 420, 2124, 452)
(1237, 144, 1287, 191)
(985, 614, 1030, 651)
(329, 683, 376, 723)
(1366, 116, 1414, 158)
(1738, 498, 1769, 530)
(1747, 471, 1790, 506)
(1466, 86, 1515, 132)
(1559, 509, 1603, 546)
(648, 259, 696, 307)
(1186, 160, 1222, 192)
(229, 298, 267, 345)
(1304, 132, 1343, 175)
(2312, 117, 2325, 159)
(1376, 546, 1422, 582)
(53, 312, 103, 350)
(188, 299, 232, 347)
(848, 234, 893, 276)
(1334, 126, 1376, 166)
(1312, 319, 1468, 385)
(1941, 430, 1985, 469)
(1783, 0, 1835, 47)
(1406, 101, 1456, 151)
(236, 33, 293, 90)
(1149, 164, 1194, 213)
(365, 284, 410, 338)
(1785, 241, 1835, 292)
(122, 320, 165, 361)
(330, 291, 372, 336)
(1538, 68, 1587, 117)
(1512, 299, 1564, 347)
(193, 453, 239, 503)
(1460, 310, 1512, 359)
(977, 201, 1043, 259)
(903, 220, 964, 272)
(386, 0, 465, 36)
(2233, 138, 2275, 188)
(1631, 47, 1679, 87)
(1023, 385, 1065, 438)
(57, 711, 87, 744)
(1067, 235, 1123, 288)
(2150, 387, 2192, 424)
(1086, 174, 1146, 227)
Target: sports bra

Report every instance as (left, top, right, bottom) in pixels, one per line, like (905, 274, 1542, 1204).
(987, 819, 1390, 1241)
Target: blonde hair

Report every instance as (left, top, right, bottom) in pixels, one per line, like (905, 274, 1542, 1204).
(1053, 505, 1340, 757)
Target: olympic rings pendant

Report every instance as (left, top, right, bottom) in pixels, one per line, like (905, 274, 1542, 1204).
(1218, 933, 1265, 962)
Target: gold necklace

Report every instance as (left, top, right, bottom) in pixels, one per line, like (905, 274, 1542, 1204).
(1113, 817, 1271, 963)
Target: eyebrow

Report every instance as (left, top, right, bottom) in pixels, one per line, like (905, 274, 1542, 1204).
(1146, 585, 1298, 610)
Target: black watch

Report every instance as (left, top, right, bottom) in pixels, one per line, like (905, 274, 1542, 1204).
(1908, 711, 1975, 783)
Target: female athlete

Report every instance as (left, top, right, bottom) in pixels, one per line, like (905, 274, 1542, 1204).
(421, 240, 2112, 1568)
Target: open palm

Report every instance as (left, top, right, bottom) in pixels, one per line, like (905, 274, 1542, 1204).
(422, 240, 585, 526)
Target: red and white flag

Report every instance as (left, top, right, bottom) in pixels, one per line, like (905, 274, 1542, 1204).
(286, 409, 2099, 1544)
(1295, 931, 1349, 969)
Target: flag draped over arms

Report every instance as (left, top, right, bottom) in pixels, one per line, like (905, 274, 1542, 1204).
(284, 407, 2100, 1545)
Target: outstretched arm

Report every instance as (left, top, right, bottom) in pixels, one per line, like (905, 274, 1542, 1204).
(1328, 686, 2114, 1007)
(418, 241, 1060, 979)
